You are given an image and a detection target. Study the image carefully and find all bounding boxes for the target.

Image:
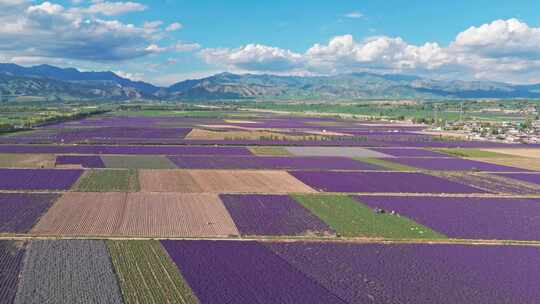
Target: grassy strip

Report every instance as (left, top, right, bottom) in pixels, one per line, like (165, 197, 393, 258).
(432, 148, 512, 158)
(0, 154, 55, 168)
(248, 146, 292, 156)
(102, 155, 177, 169)
(291, 194, 445, 239)
(107, 240, 199, 304)
(354, 157, 418, 171)
(74, 169, 139, 192)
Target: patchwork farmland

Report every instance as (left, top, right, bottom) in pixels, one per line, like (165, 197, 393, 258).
(0, 110, 539, 303)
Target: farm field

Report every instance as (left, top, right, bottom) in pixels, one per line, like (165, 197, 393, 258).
(0, 110, 539, 303)
(0, 154, 55, 168)
(289, 171, 486, 193)
(139, 169, 316, 193)
(31, 192, 239, 237)
(292, 194, 444, 238)
(220, 194, 334, 236)
(74, 169, 139, 192)
(107, 240, 199, 304)
(0, 241, 25, 304)
(14, 240, 123, 304)
(354, 196, 540, 240)
(102, 155, 177, 169)
(472, 157, 540, 171)
(0, 193, 58, 233)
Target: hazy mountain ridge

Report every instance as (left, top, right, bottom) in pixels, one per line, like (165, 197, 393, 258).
(2, 63, 540, 101)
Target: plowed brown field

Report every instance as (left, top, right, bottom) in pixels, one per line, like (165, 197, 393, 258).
(0, 154, 55, 168)
(470, 157, 540, 171)
(31, 192, 239, 237)
(139, 169, 316, 193)
(480, 148, 540, 158)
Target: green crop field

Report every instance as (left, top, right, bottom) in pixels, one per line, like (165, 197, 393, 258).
(102, 155, 177, 169)
(354, 158, 419, 171)
(432, 148, 514, 158)
(74, 169, 140, 192)
(248, 146, 292, 156)
(291, 194, 445, 239)
(107, 241, 199, 304)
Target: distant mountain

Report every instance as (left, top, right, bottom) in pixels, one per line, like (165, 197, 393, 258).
(2, 63, 540, 102)
(0, 63, 159, 101)
(167, 72, 540, 100)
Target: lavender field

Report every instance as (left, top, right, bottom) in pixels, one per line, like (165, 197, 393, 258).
(169, 155, 379, 170)
(161, 240, 345, 303)
(219, 194, 335, 236)
(0, 111, 538, 303)
(267, 242, 540, 304)
(55, 155, 105, 168)
(496, 173, 540, 185)
(0, 241, 26, 304)
(387, 157, 529, 172)
(289, 171, 486, 193)
(0, 169, 82, 190)
(354, 196, 540, 240)
(0, 193, 59, 233)
(14, 240, 124, 304)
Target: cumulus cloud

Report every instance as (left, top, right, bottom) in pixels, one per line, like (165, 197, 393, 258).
(451, 18, 540, 59)
(199, 19, 540, 83)
(199, 44, 305, 72)
(174, 42, 201, 52)
(344, 11, 363, 19)
(82, 1, 146, 16)
(166, 22, 182, 32)
(0, 0, 197, 63)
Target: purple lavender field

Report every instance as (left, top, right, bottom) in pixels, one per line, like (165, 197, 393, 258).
(386, 157, 528, 172)
(161, 240, 345, 304)
(354, 196, 540, 240)
(168, 155, 379, 170)
(55, 155, 105, 168)
(56, 127, 192, 143)
(267, 242, 540, 304)
(0, 241, 26, 304)
(0, 193, 59, 233)
(219, 194, 334, 236)
(0, 169, 83, 190)
(496, 173, 540, 185)
(0, 144, 253, 155)
(289, 171, 486, 193)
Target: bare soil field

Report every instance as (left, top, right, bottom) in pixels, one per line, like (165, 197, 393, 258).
(0, 154, 55, 168)
(120, 193, 238, 237)
(470, 157, 540, 171)
(31, 192, 239, 237)
(139, 169, 316, 193)
(31, 192, 128, 236)
(480, 148, 540, 158)
(186, 128, 306, 141)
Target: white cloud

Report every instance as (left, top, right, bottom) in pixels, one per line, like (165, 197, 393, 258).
(344, 11, 363, 19)
(199, 44, 305, 72)
(451, 18, 540, 59)
(166, 22, 182, 32)
(83, 1, 146, 16)
(0, 0, 194, 62)
(198, 19, 540, 83)
(174, 42, 201, 52)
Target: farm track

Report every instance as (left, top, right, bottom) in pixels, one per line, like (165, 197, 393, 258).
(0, 189, 539, 198)
(2, 234, 540, 247)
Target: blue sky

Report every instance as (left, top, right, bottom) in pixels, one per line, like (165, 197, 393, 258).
(1, 0, 540, 85)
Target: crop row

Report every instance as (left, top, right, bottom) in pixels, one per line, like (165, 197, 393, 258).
(1, 239, 539, 303)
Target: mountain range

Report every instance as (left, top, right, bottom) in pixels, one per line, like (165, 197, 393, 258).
(1, 63, 540, 102)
